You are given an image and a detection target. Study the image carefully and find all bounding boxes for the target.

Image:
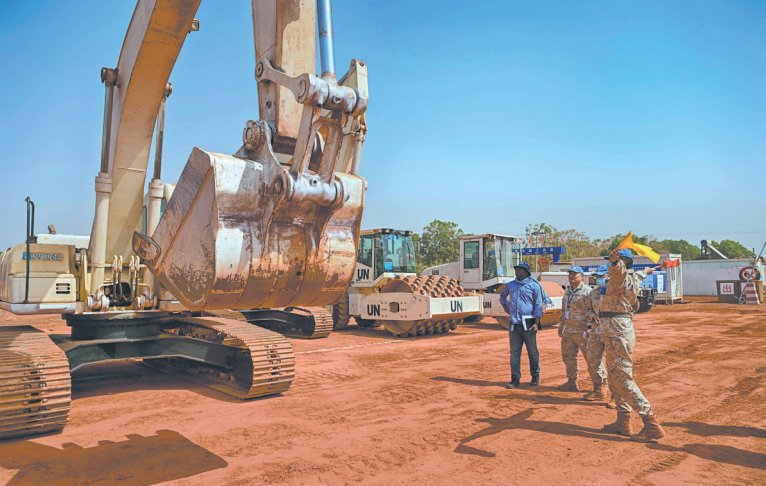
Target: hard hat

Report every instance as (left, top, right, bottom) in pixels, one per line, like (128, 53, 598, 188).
(604, 249, 634, 260)
(514, 262, 532, 274)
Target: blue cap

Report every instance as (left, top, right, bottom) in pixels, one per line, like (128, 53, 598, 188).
(514, 262, 532, 274)
(594, 264, 609, 276)
(604, 249, 634, 260)
(567, 266, 584, 274)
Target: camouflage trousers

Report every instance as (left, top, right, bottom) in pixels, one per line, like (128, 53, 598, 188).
(561, 331, 606, 384)
(594, 316, 653, 416)
(584, 332, 615, 395)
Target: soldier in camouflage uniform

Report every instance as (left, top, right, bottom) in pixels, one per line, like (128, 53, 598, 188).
(557, 266, 605, 392)
(583, 265, 616, 408)
(597, 248, 665, 442)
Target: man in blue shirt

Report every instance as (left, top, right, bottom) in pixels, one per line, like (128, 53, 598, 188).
(500, 262, 544, 389)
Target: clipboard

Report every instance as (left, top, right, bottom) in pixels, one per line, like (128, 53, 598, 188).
(521, 315, 536, 331)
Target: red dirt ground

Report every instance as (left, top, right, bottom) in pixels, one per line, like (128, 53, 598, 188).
(1, 298, 764, 485)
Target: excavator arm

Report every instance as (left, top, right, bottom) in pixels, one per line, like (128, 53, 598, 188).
(89, 0, 201, 295)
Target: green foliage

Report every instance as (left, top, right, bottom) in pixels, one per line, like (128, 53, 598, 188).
(710, 240, 754, 259)
(655, 239, 700, 261)
(523, 223, 601, 260)
(521, 223, 752, 263)
(408, 220, 752, 272)
(414, 220, 464, 272)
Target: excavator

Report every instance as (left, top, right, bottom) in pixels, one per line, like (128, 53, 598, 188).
(0, 0, 368, 440)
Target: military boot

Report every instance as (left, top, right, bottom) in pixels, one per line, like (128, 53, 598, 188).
(583, 383, 605, 401)
(631, 414, 666, 443)
(558, 378, 579, 391)
(603, 411, 633, 435)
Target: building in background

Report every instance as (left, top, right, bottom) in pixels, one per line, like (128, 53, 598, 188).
(682, 258, 765, 297)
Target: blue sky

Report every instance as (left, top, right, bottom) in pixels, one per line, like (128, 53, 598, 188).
(0, 1, 764, 254)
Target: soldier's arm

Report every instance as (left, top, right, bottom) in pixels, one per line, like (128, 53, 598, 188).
(583, 290, 597, 322)
(587, 289, 598, 314)
(560, 296, 567, 325)
(588, 288, 601, 324)
(609, 257, 628, 287)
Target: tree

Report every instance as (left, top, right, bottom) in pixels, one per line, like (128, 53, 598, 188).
(710, 240, 754, 259)
(522, 223, 600, 263)
(656, 239, 700, 261)
(415, 220, 464, 272)
(554, 229, 600, 260)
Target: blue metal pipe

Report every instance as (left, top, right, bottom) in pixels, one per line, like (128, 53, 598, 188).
(317, 0, 335, 79)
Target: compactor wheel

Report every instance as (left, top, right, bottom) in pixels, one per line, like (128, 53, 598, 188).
(0, 326, 72, 440)
(377, 275, 467, 338)
(378, 319, 420, 337)
(332, 294, 351, 330)
(355, 318, 379, 328)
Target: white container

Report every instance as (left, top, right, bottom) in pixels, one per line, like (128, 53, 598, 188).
(681, 259, 765, 296)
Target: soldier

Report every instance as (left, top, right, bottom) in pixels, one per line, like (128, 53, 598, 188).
(557, 266, 605, 392)
(583, 265, 616, 408)
(598, 249, 665, 442)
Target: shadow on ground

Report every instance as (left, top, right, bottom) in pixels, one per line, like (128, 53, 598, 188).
(648, 443, 766, 471)
(71, 361, 241, 403)
(0, 429, 227, 485)
(431, 376, 508, 388)
(456, 409, 766, 471)
(455, 408, 626, 457)
(664, 421, 766, 438)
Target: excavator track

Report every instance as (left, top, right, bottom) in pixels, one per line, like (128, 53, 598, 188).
(149, 317, 295, 399)
(377, 275, 467, 338)
(0, 326, 72, 440)
(207, 307, 334, 339)
(290, 307, 334, 339)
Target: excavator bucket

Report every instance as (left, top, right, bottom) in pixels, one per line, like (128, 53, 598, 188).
(133, 130, 364, 311)
(133, 45, 368, 312)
